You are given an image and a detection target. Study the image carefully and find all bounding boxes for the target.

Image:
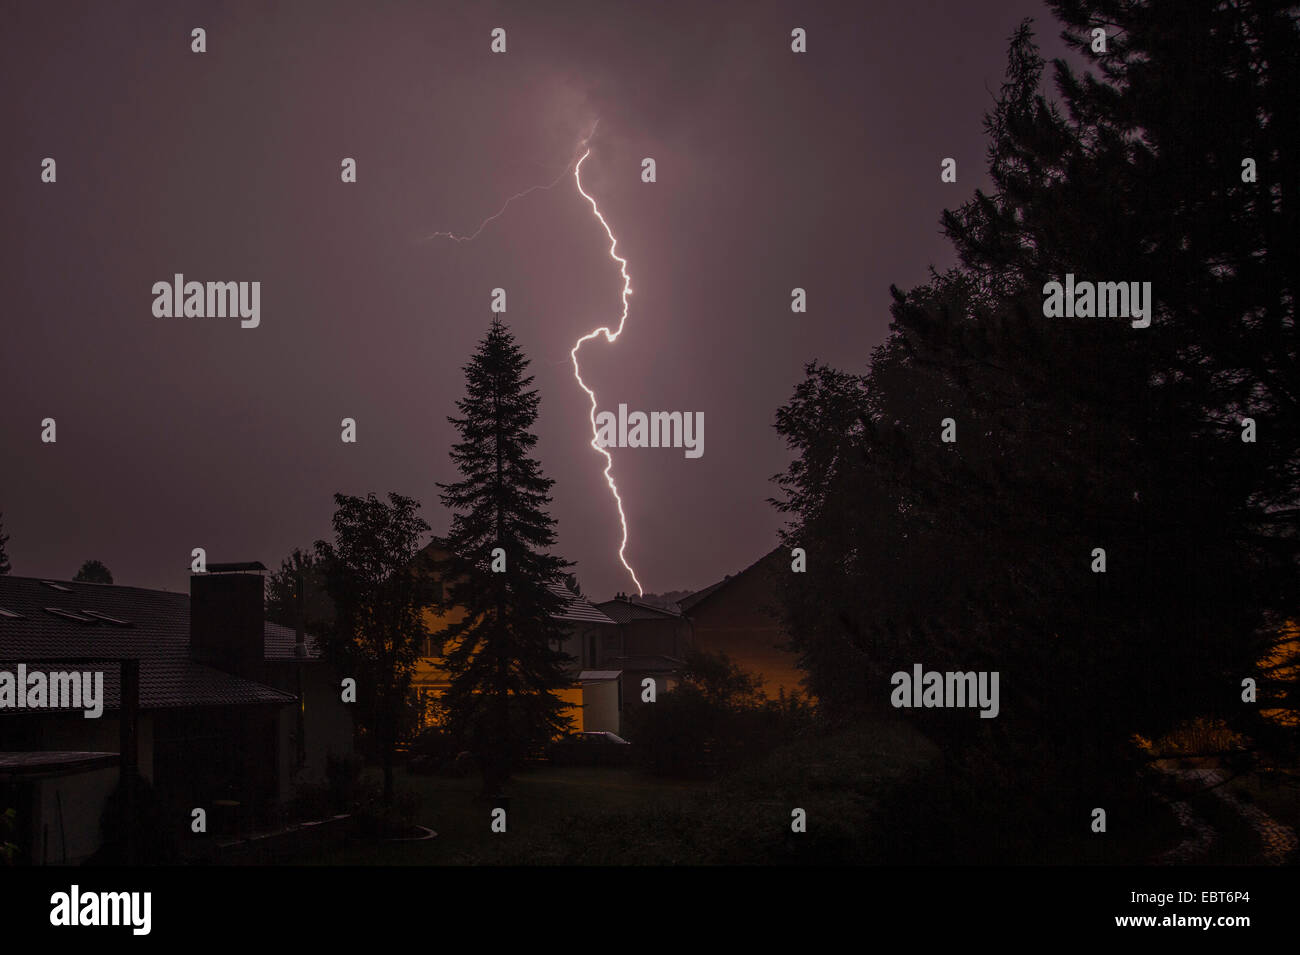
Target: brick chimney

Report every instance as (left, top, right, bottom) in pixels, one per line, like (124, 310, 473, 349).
(190, 561, 267, 678)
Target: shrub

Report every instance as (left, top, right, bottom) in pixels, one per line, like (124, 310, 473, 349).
(406, 726, 472, 775)
(325, 753, 364, 813)
(288, 783, 334, 823)
(624, 651, 819, 778)
(1, 807, 18, 865)
(350, 787, 422, 839)
(90, 773, 179, 864)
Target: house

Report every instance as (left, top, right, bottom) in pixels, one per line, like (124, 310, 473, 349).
(409, 542, 620, 735)
(592, 595, 690, 722)
(677, 548, 805, 699)
(0, 563, 353, 865)
(403, 542, 808, 740)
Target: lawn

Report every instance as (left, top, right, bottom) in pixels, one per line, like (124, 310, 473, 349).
(285, 764, 710, 865)
(274, 714, 1267, 864)
(284, 715, 939, 865)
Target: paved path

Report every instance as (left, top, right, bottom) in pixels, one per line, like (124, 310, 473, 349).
(1155, 766, 1296, 865)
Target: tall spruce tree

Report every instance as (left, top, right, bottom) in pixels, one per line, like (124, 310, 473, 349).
(949, 1, 1300, 756)
(927, 4, 1298, 756)
(773, 2, 1299, 822)
(436, 318, 575, 795)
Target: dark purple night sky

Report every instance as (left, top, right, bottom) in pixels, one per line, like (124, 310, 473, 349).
(1, 0, 1069, 599)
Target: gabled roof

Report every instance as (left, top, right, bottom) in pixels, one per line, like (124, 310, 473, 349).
(678, 548, 784, 615)
(546, 582, 617, 625)
(594, 598, 683, 624)
(676, 578, 729, 613)
(0, 574, 314, 713)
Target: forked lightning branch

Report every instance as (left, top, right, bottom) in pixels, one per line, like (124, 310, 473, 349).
(425, 123, 660, 595)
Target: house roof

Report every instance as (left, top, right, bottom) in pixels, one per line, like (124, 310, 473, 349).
(676, 578, 729, 613)
(578, 670, 623, 681)
(546, 583, 617, 625)
(678, 548, 784, 615)
(0, 574, 314, 714)
(594, 598, 682, 624)
(0, 751, 120, 778)
(263, 621, 321, 660)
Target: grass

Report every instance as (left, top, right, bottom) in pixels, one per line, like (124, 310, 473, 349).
(285, 764, 708, 864)
(1226, 770, 1300, 833)
(284, 714, 1265, 864)
(284, 715, 938, 865)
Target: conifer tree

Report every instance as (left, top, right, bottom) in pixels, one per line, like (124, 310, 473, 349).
(774, 3, 1298, 776)
(436, 318, 575, 795)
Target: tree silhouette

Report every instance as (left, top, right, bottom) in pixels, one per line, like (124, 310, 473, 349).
(0, 513, 9, 575)
(435, 318, 575, 796)
(265, 547, 335, 638)
(315, 492, 432, 802)
(73, 560, 113, 584)
(773, 4, 1298, 789)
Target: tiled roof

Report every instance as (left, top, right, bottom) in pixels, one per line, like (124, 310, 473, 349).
(594, 598, 682, 624)
(0, 575, 314, 713)
(0, 752, 120, 777)
(546, 583, 617, 625)
(676, 578, 729, 613)
(263, 621, 322, 660)
(678, 548, 784, 615)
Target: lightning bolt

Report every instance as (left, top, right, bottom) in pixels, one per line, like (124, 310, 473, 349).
(423, 120, 645, 596)
(570, 136, 644, 596)
(420, 167, 572, 243)
(421, 121, 600, 243)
